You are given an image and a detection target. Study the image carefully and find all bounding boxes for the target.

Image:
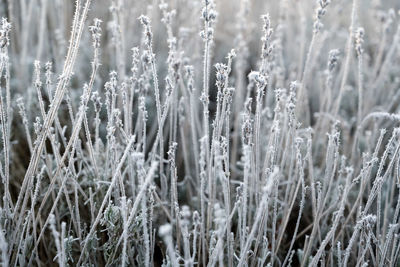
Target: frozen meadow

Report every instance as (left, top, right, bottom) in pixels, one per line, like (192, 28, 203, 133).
(1, 0, 400, 266)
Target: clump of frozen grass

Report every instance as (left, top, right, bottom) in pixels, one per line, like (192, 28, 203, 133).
(1, 0, 400, 266)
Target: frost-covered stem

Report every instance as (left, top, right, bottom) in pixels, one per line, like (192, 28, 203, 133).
(139, 96, 147, 155)
(73, 179, 82, 242)
(231, 0, 249, 170)
(393, 186, 400, 226)
(4, 44, 11, 172)
(168, 142, 179, 218)
(241, 144, 251, 251)
(207, 61, 232, 247)
(60, 222, 66, 266)
(320, 128, 340, 212)
(301, 184, 323, 267)
(184, 65, 200, 178)
(49, 214, 63, 267)
(14, 209, 31, 265)
(355, 28, 364, 125)
(83, 113, 99, 177)
(297, 32, 316, 125)
(216, 139, 233, 265)
(298, 0, 331, 123)
(139, 15, 166, 196)
(192, 211, 200, 265)
(282, 158, 306, 266)
(382, 168, 396, 239)
(16, 96, 33, 153)
(121, 196, 128, 267)
(254, 76, 266, 193)
(110, 1, 126, 79)
(138, 157, 150, 267)
(92, 92, 102, 156)
(30, 166, 44, 242)
(187, 102, 199, 169)
(149, 188, 155, 266)
(270, 176, 279, 266)
(0, 224, 8, 267)
(305, 131, 317, 219)
(333, 0, 358, 117)
(200, 0, 216, 245)
(183, 229, 191, 267)
(0, 18, 12, 210)
(199, 137, 207, 266)
(83, 17, 102, 171)
(337, 241, 342, 267)
(216, 52, 234, 138)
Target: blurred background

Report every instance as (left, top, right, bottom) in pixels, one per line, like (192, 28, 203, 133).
(1, 0, 399, 94)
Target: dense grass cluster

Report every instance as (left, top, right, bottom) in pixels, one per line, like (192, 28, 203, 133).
(1, 0, 400, 266)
